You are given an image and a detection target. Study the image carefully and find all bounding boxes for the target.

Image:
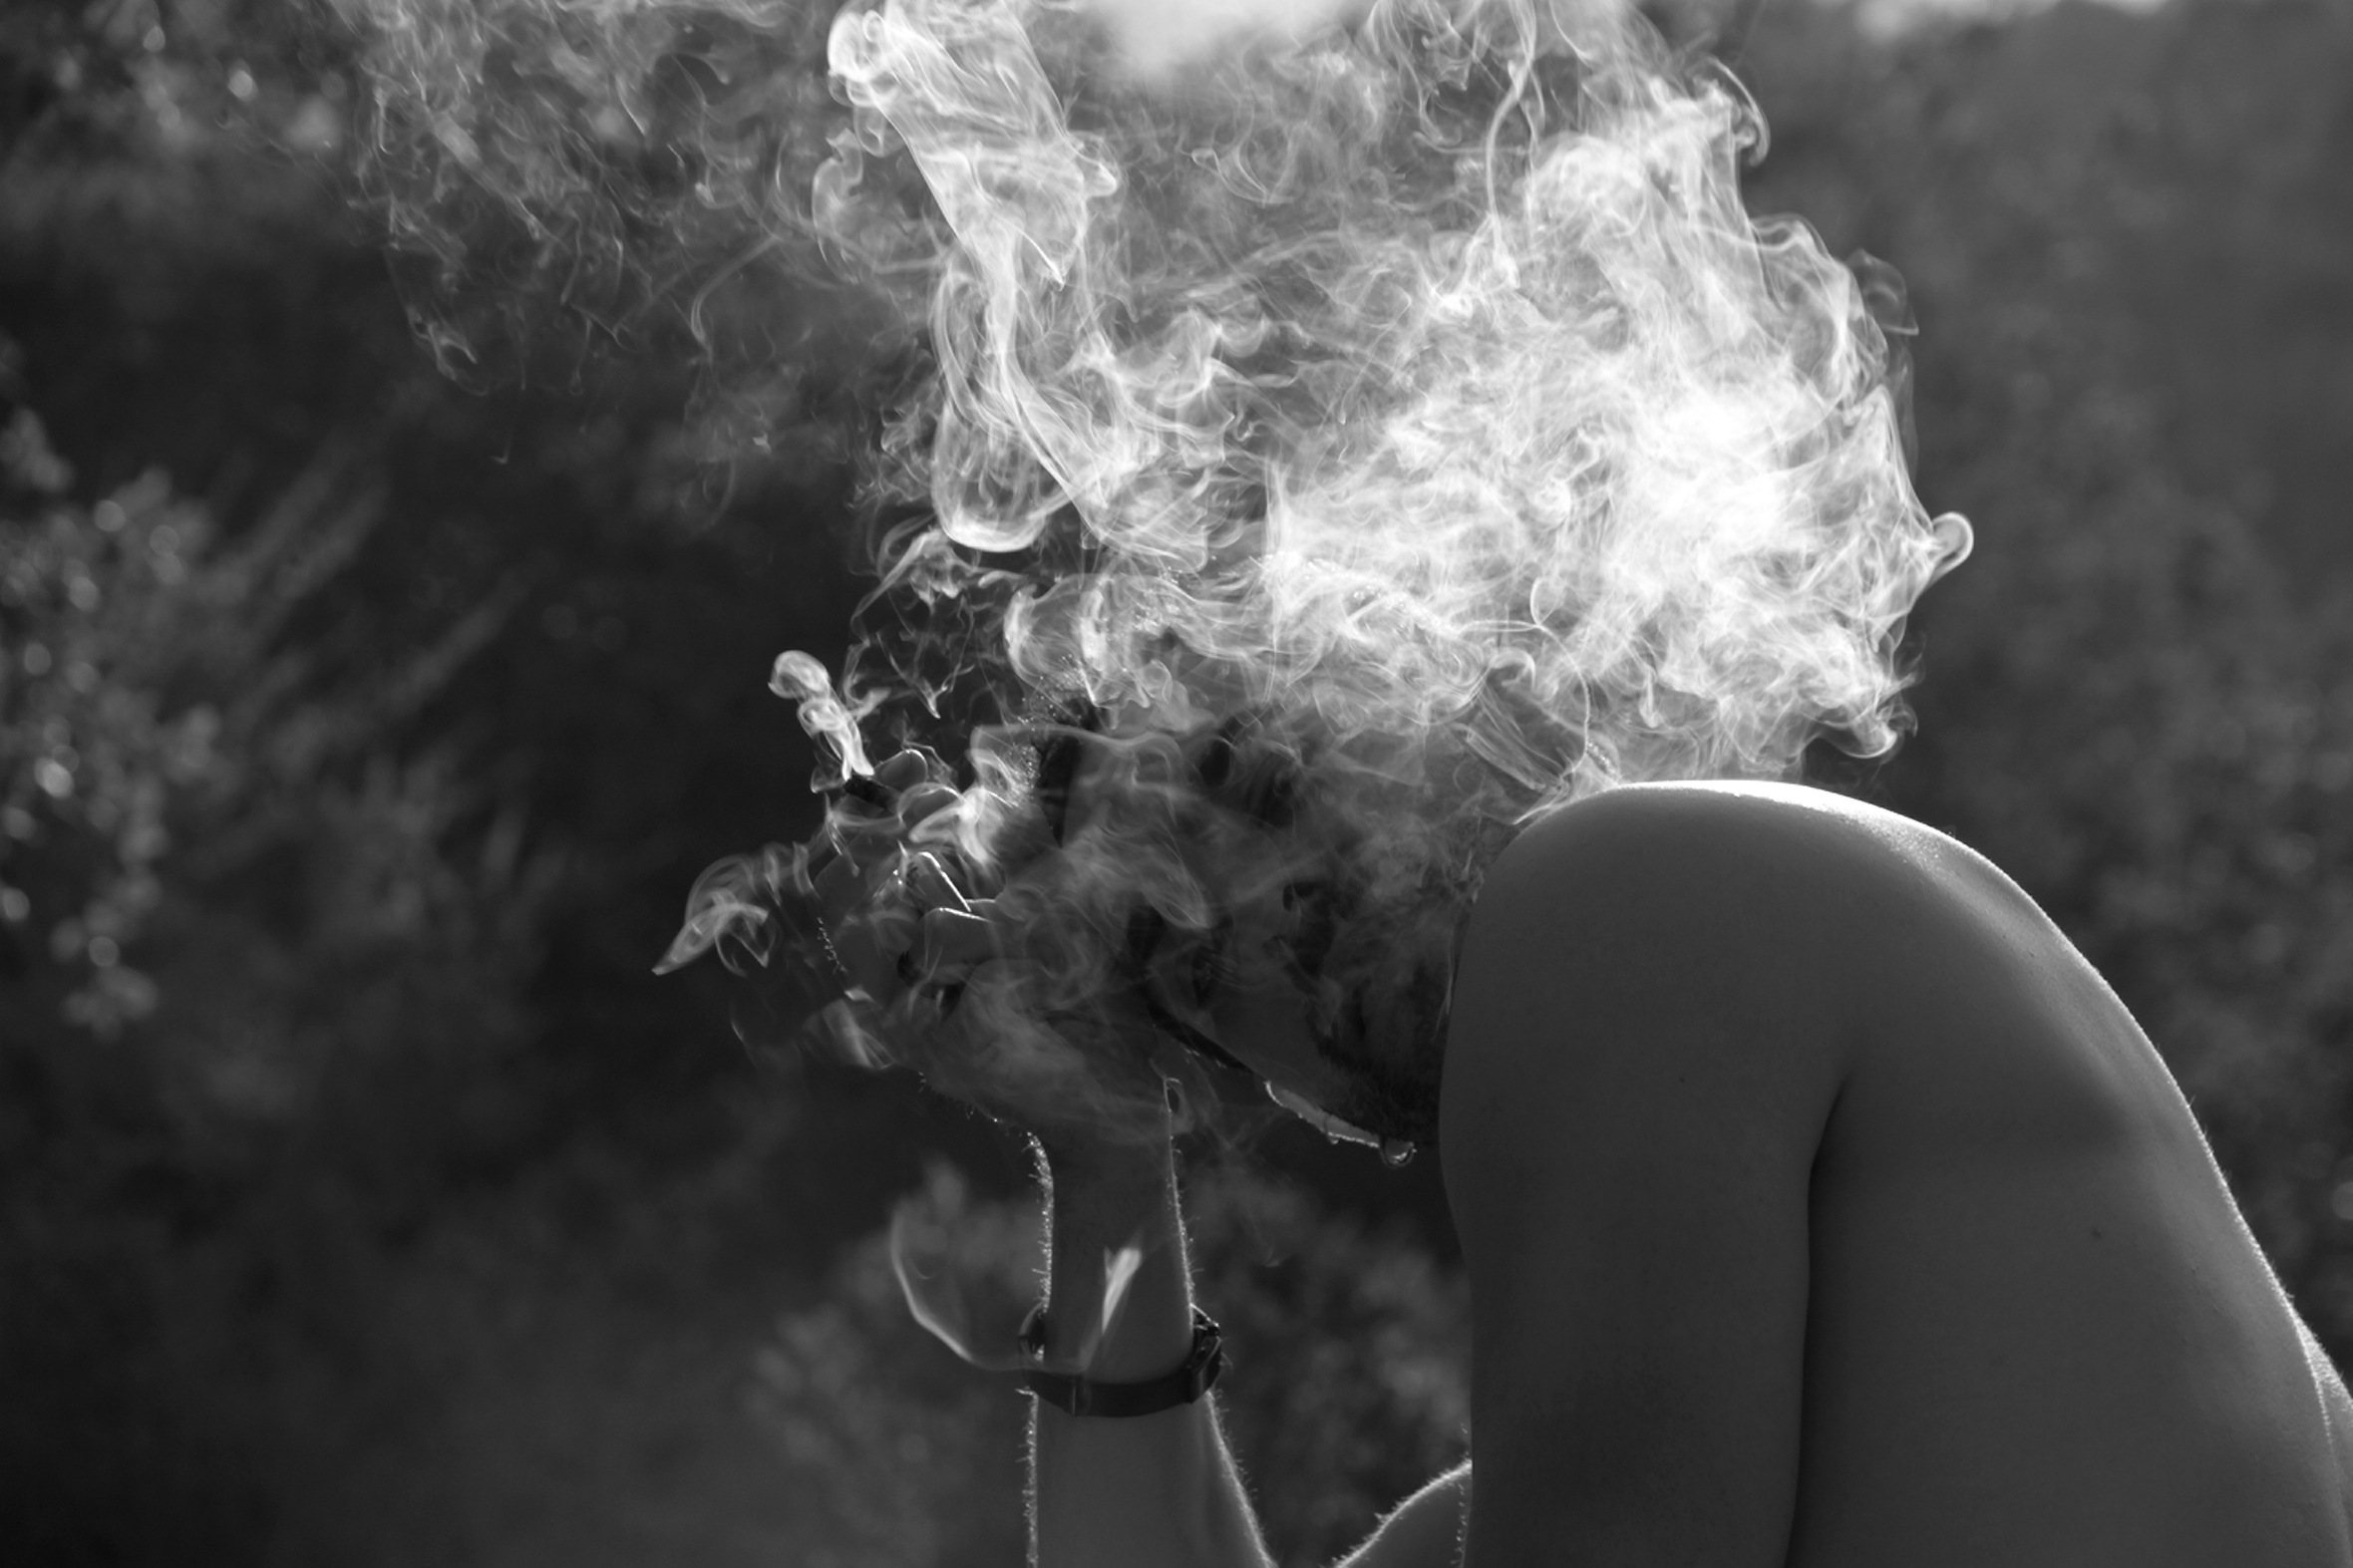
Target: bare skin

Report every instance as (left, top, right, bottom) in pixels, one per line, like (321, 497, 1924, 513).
(870, 778, 2353, 1565)
(1439, 781, 2353, 1565)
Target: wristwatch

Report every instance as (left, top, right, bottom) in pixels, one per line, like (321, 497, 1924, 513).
(1017, 1304, 1226, 1417)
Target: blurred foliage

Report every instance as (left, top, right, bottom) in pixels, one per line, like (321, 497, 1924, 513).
(0, 401, 554, 1559)
(1, 0, 2350, 1563)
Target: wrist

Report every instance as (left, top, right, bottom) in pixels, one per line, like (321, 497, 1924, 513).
(1036, 1140, 1190, 1381)
(1021, 1303, 1225, 1417)
(1033, 1117, 1175, 1192)
(1040, 1137, 1170, 1190)
(1033, 1063, 1177, 1170)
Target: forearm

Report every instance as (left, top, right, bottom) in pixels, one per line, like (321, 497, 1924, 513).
(1029, 1143, 1272, 1568)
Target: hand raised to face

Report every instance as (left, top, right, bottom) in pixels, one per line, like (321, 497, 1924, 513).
(805, 741, 1191, 1151)
(694, 721, 1440, 1154)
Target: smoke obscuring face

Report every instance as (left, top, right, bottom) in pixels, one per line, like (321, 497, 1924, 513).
(351, 0, 1968, 1145)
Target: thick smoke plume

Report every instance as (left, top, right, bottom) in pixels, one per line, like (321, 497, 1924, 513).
(348, 0, 1969, 1146)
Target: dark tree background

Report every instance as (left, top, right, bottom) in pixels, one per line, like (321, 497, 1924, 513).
(2, 0, 2348, 1563)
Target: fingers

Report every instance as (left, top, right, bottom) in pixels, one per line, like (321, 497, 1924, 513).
(832, 900, 918, 999)
(811, 821, 964, 921)
(806, 740, 1134, 1016)
(892, 902, 1001, 1015)
(821, 840, 999, 1008)
(843, 751, 958, 828)
(903, 850, 971, 915)
(894, 781, 960, 829)
(811, 843, 861, 909)
(873, 749, 932, 794)
(813, 751, 966, 889)
(916, 904, 998, 976)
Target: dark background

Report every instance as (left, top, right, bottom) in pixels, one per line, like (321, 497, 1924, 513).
(3, 0, 2350, 1562)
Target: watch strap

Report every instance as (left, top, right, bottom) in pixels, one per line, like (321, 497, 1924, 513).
(1018, 1304, 1224, 1417)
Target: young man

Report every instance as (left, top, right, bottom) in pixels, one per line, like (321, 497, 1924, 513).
(1010, 779, 2353, 1566)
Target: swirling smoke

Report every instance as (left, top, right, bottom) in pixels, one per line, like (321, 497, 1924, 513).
(346, 0, 1970, 1145)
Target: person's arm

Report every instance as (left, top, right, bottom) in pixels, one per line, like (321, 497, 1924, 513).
(1030, 1135, 1472, 1568)
(1440, 788, 1839, 1565)
(823, 748, 1463, 1566)
(1028, 1134, 1274, 1568)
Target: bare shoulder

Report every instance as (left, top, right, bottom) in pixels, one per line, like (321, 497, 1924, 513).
(1445, 780, 1901, 1133)
(1466, 782, 1984, 1011)
(1496, 780, 2059, 974)
(1483, 779, 1967, 912)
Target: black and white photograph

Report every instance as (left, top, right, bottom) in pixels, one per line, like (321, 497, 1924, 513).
(4, 0, 2351, 1561)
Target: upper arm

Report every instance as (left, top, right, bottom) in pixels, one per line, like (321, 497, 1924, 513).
(1441, 787, 1847, 1566)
